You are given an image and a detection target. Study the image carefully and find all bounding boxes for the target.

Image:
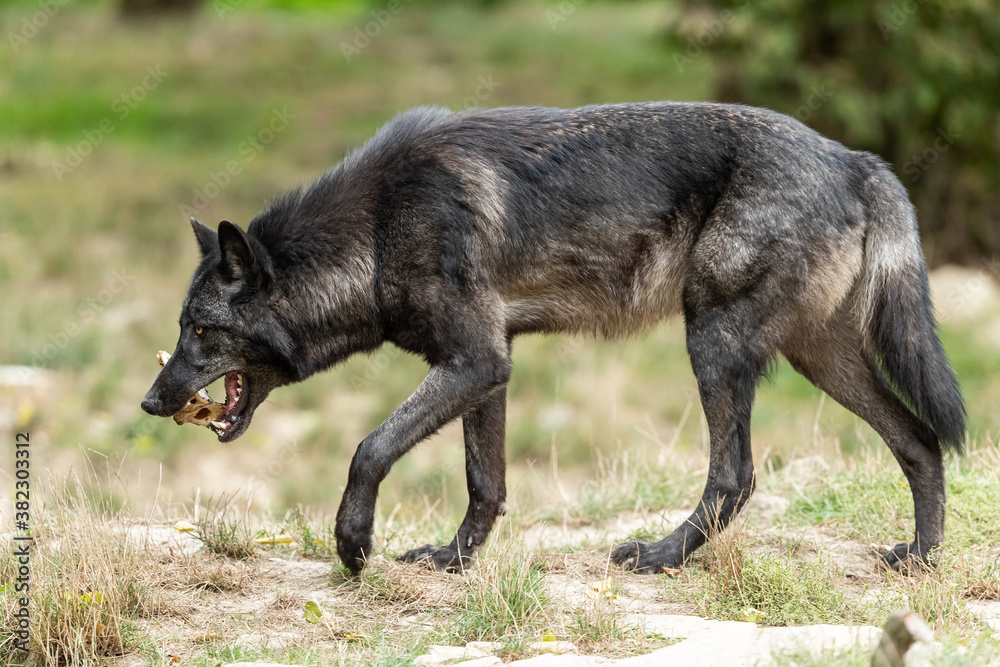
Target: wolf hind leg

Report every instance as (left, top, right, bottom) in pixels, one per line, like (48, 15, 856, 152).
(612, 305, 766, 573)
(782, 315, 945, 572)
(397, 388, 508, 572)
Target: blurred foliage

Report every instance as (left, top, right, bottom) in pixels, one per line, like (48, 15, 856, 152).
(664, 0, 1000, 265)
(120, 0, 204, 16)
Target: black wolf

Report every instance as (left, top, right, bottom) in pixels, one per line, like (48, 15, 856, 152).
(142, 102, 965, 575)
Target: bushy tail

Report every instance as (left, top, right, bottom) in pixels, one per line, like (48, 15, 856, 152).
(856, 155, 966, 451)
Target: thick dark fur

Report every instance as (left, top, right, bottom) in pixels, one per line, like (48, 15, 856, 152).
(142, 102, 965, 575)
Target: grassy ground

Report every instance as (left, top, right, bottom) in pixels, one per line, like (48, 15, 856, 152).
(3, 2, 1000, 665)
(2, 445, 999, 665)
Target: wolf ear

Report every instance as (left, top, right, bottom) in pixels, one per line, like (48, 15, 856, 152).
(217, 220, 259, 283)
(190, 217, 217, 257)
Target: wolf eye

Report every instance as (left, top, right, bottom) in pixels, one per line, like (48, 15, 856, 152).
(195, 326, 203, 335)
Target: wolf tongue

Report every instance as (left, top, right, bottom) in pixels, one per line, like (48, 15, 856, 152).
(225, 371, 239, 410)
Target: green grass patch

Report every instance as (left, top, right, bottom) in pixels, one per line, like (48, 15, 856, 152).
(192, 640, 422, 667)
(785, 447, 1000, 550)
(194, 501, 259, 561)
(454, 546, 549, 643)
(703, 550, 849, 626)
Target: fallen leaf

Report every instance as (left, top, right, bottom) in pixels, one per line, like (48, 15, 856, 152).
(174, 520, 197, 533)
(661, 567, 683, 576)
(16, 400, 35, 427)
(542, 630, 558, 642)
(254, 534, 293, 545)
(304, 600, 324, 624)
(80, 591, 106, 605)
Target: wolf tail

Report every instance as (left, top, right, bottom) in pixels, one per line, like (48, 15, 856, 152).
(855, 153, 966, 451)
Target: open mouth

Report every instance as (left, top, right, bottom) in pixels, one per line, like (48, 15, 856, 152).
(208, 370, 249, 441)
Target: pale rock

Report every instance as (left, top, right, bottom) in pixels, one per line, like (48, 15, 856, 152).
(233, 632, 299, 650)
(466, 641, 504, 653)
(510, 654, 600, 666)
(0, 365, 50, 388)
(414, 644, 501, 666)
(506, 615, 883, 667)
(529, 640, 579, 654)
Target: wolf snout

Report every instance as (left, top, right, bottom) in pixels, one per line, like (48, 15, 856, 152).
(141, 391, 172, 417)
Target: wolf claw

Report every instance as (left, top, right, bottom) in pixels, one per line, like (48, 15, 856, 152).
(397, 544, 472, 573)
(881, 543, 933, 575)
(611, 538, 684, 574)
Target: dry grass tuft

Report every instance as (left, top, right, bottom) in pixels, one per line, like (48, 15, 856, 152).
(350, 557, 462, 609)
(194, 495, 258, 561)
(871, 553, 991, 634)
(703, 497, 749, 600)
(273, 590, 305, 611)
(0, 472, 161, 665)
(568, 571, 655, 656)
(961, 555, 1000, 601)
(455, 524, 550, 644)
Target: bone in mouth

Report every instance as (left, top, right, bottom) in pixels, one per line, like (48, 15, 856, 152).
(156, 350, 229, 435)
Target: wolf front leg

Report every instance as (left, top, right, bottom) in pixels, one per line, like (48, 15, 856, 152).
(335, 351, 511, 575)
(397, 389, 508, 572)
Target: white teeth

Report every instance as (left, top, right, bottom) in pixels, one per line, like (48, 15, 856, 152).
(232, 373, 244, 405)
(210, 421, 226, 431)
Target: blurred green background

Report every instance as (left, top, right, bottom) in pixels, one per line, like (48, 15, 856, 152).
(2, 0, 998, 523)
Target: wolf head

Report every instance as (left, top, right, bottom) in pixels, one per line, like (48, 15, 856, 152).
(140, 218, 299, 442)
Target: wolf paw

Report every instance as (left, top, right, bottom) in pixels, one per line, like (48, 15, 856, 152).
(335, 530, 372, 576)
(397, 544, 472, 573)
(880, 542, 933, 575)
(610, 539, 681, 574)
